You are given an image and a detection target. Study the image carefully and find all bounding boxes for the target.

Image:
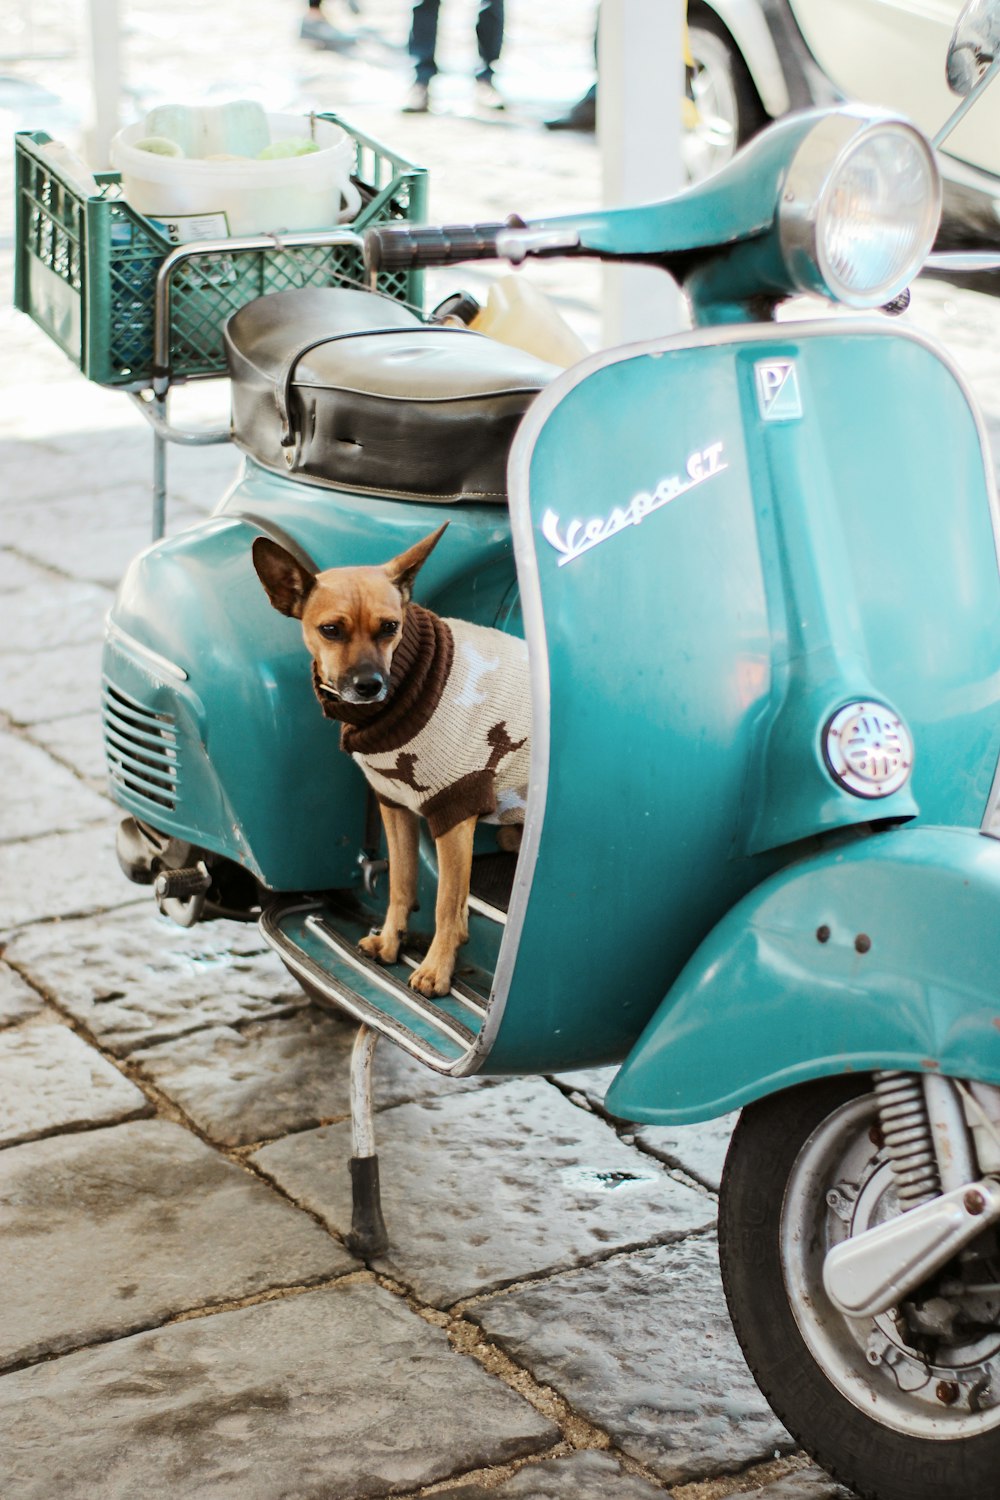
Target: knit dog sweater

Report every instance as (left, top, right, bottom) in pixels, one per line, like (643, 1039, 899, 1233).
(313, 603, 531, 838)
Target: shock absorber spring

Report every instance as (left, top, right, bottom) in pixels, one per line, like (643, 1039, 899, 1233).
(873, 1070, 942, 1209)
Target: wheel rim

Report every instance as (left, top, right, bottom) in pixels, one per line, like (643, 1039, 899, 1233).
(683, 28, 740, 182)
(780, 1091, 1000, 1438)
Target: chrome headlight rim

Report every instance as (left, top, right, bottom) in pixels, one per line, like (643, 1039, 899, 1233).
(778, 109, 942, 309)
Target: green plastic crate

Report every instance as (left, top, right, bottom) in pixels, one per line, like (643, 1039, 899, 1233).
(14, 117, 427, 389)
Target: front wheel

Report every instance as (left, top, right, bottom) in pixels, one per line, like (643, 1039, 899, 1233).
(719, 1077, 1000, 1500)
(683, 15, 767, 182)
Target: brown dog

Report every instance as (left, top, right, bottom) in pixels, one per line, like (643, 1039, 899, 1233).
(253, 524, 530, 997)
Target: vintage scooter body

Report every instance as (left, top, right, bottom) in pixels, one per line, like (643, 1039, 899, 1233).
(105, 105, 1000, 1098)
(101, 31, 1000, 1485)
(105, 103, 1000, 1101)
(107, 298, 1000, 1098)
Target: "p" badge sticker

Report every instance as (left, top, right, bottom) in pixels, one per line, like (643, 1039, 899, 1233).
(755, 359, 802, 421)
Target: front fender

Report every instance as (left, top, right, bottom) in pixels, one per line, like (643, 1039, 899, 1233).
(605, 827, 1000, 1125)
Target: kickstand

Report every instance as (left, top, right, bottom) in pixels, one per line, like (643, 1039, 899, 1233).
(345, 1025, 390, 1258)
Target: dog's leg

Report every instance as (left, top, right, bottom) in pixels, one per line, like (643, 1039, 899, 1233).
(359, 804, 419, 966)
(410, 814, 478, 998)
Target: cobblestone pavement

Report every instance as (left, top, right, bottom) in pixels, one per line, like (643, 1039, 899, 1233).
(4, 2, 1000, 1497)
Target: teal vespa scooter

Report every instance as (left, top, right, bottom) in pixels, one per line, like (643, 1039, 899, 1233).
(86, 7, 1000, 1494)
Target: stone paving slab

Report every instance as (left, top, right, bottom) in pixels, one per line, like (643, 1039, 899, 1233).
(471, 1233, 792, 1485)
(0, 962, 43, 1026)
(442, 1451, 668, 1498)
(0, 1116, 353, 1370)
(0, 573, 112, 654)
(0, 550, 55, 593)
(631, 1116, 738, 1195)
(553, 1068, 736, 1193)
(552, 1066, 617, 1101)
(0, 1020, 149, 1146)
(0, 638, 105, 725)
(0, 427, 237, 518)
(253, 1078, 716, 1306)
(0, 479, 209, 589)
(0, 822, 137, 933)
(0, 731, 109, 842)
(747, 1467, 853, 1500)
(131, 1007, 490, 1147)
(24, 710, 108, 786)
(0, 429, 162, 511)
(0, 1280, 557, 1500)
(5, 902, 305, 1051)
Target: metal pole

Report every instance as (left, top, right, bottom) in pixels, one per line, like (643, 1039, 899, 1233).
(152, 409, 167, 542)
(83, 0, 121, 168)
(599, 0, 684, 346)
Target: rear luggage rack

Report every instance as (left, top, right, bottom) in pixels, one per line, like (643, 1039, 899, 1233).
(260, 898, 490, 1073)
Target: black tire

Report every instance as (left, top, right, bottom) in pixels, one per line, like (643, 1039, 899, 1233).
(719, 1076, 1000, 1500)
(684, 9, 768, 182)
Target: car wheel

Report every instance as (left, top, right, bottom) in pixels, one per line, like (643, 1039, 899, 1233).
(684, 14, 767, 181)
(719, 1076, 1000, 1500)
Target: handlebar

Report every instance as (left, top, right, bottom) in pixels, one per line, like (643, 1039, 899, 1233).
(363, 221, 510, 272)
(363, 218, 583, 273)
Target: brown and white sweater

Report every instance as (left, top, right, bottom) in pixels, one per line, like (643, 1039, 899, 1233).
(313, 603, 531, 838)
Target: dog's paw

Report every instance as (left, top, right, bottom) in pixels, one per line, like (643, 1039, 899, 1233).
(359, 929, 403, 966)
(409, 960, 453, 998)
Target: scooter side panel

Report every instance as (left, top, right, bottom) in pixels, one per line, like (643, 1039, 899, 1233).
(490, 324, 1000, 1075)
(604, 826, 1000, 1123)
(104, 482, 515, 890)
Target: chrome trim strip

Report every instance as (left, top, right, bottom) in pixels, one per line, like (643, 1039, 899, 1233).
(467, 893, 507, 926)
(304, 914, 477, 1048)
(105, 617, 189, 682)
(487, 314, 1000, 1060)
(397, 953, 488, 1019)
(259, 904, 466, 1074)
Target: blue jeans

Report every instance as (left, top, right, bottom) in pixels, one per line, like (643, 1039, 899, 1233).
(408, 0, 504, 85)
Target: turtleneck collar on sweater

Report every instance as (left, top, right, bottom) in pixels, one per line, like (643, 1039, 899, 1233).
(311, 601, 456, 756)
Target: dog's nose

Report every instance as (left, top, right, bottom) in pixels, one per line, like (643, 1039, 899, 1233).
(353, 674, 385, 701)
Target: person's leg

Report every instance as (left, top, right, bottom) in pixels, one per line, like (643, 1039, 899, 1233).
(408, 0, 441, 84)
(474, 0, 503, 83)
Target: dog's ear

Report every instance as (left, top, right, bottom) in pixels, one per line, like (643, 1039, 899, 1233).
(252, 537, 316, 619)
(384, 523, 449, 605)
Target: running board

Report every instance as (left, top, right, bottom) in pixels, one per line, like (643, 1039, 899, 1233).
(260, 899, 489, 1073)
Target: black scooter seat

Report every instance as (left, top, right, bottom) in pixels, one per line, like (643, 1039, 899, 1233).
(225, 287, 560, 504)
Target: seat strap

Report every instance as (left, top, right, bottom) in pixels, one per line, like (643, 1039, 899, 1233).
(275, 325, 482, 449)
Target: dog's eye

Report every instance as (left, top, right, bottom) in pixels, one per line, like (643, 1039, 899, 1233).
(379, 620, 399, 639)
(318, 622, 345, 641)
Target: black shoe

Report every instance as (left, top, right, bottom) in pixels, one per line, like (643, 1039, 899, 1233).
(402, 82, 430, 113)
(544, 84, 596, 132)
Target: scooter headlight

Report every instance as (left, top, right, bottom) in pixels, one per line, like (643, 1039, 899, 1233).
(779, 112, 941, 307)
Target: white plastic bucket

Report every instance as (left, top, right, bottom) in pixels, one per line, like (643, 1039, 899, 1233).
(110, 113, 362, 241)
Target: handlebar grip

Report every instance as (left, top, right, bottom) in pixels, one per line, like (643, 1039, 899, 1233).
(363, 221, 511, 273)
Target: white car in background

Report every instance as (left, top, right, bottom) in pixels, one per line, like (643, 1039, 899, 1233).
(687, 0, 1000, 248)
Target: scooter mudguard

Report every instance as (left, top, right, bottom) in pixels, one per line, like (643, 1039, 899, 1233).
(603, 825, 1000, 1125)
(484, 317, 1000, 1075)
